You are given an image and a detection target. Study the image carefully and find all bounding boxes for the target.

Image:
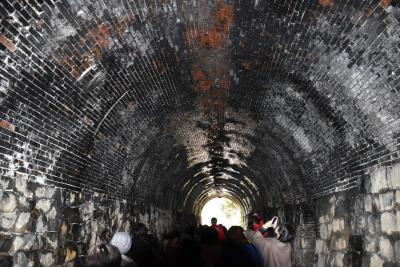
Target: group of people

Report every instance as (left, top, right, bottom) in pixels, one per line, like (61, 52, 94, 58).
(81, 213, 294, 267)
(84, 222, 159, 267)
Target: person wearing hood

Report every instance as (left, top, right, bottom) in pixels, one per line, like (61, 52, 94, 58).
(110, 232, 138, 267)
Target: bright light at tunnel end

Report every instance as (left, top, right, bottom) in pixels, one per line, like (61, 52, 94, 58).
(200, 197, 244, 229)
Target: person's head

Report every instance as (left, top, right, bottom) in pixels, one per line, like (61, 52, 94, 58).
(227, 226, 246, 243)
(247, 213, 263, 230)
(199, 226, 219, 246)
(211, 217, 217, 225)
(85, 243, 121, 267)
(110, 232, 132, 255)
(275, 224, 295, 243)
(133, 222, 148, 235)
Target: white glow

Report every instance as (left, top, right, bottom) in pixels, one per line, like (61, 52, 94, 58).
(200, 198, 243, 229)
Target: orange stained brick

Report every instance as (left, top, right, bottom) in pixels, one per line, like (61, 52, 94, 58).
(379, 0, 391, 8)
(192, 67, 208, 82)
(319, 0, 334, 8)
(219, 80, 230, 93)
(216, 3, 234, 33)
(367, 6, 374, 17)
(0, 120, 15, 132)
(97, 23, 110, 48)
(0, 35, 17, 52)
(205, 27, 225, 48)
(196, 80, 213, 93)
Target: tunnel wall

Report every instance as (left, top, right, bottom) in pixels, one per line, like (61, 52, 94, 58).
(0, 176, 178, 266)
(261, 163, 400, 267)
(314, 164, 400, 267)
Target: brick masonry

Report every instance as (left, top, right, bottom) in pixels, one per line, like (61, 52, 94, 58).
(0, 0, 400, 266)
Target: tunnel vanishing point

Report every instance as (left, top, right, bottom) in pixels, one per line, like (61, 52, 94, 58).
(0, 0, 400, 266)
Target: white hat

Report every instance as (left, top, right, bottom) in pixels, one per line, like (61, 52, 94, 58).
(110, 232, 132, 255)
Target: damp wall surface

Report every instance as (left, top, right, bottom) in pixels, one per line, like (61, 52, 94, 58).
(260, 163, 400, 267)
(0, 176, 178, 266)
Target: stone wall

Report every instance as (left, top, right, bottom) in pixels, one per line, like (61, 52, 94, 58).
(0, 176, 175, 266)
(315, 164, 400, 267)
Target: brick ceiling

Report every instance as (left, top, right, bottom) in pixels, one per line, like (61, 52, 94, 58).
(1, 0, 399, 212)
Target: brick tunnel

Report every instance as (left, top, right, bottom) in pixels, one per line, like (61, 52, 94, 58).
(0, 0, 400, 266)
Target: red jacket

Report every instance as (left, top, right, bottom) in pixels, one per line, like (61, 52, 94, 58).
(211, 224, 225, 241)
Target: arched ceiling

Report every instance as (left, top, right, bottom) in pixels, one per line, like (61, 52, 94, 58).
(1, 0, 400, 213)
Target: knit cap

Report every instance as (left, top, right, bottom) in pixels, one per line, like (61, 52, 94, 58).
(110, 232, 132, 255)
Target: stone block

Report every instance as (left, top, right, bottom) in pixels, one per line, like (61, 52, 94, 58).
(387, 164, 400, 188)
(335, 197, 350, 217)
(15, 178, 33, 198)
(336, 235, 349, 251)
(15, 212, 31, 233)
(9, 234, 37, 255)
(396, 190, 400, 207)
(80, 201, 94, 221)
(370, 167, 389, 193)
(379, 237, 394, 262)
(317, 253, 327, 267)
(0, 192, 17, 212)
(335, 252, 345, 267)
(0, 212, 17, 229)
(35, 199, 52, 213)
(370, 254, 384, 267)
(364, 195, 373, 213)
(316, 239, 327, 254)
(40, 253, 55, 267)
(331, 234, 349, 251)
(332, 218, 345, 233)
(329, 204, 335, 219)
(327, 223, 333, 238)
(18, 195, 28, 208)
(14, 251, 29, 267)
(47, 207, 57, 219)
(351, 215, 363, 235)
(368, 214, 382, 235)
(397, 211, 400, 232)
(377, 192, 395, 212)
(327, 252, 336, 266)
(319, 215, 329, 224)
(320, 223, 328, 240)
(354, 196, 364, 214)
(35, 214, 46, 234)
(381, 212, 397, 234)
(364, 235, 378, 253)
(35, 186, 56, 199)
(395, 241, 400, 263)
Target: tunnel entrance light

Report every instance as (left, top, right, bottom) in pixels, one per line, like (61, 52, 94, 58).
(200, 197, 244, 229)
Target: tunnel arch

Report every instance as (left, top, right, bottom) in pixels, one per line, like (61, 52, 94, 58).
(1, 0, 400, 266)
